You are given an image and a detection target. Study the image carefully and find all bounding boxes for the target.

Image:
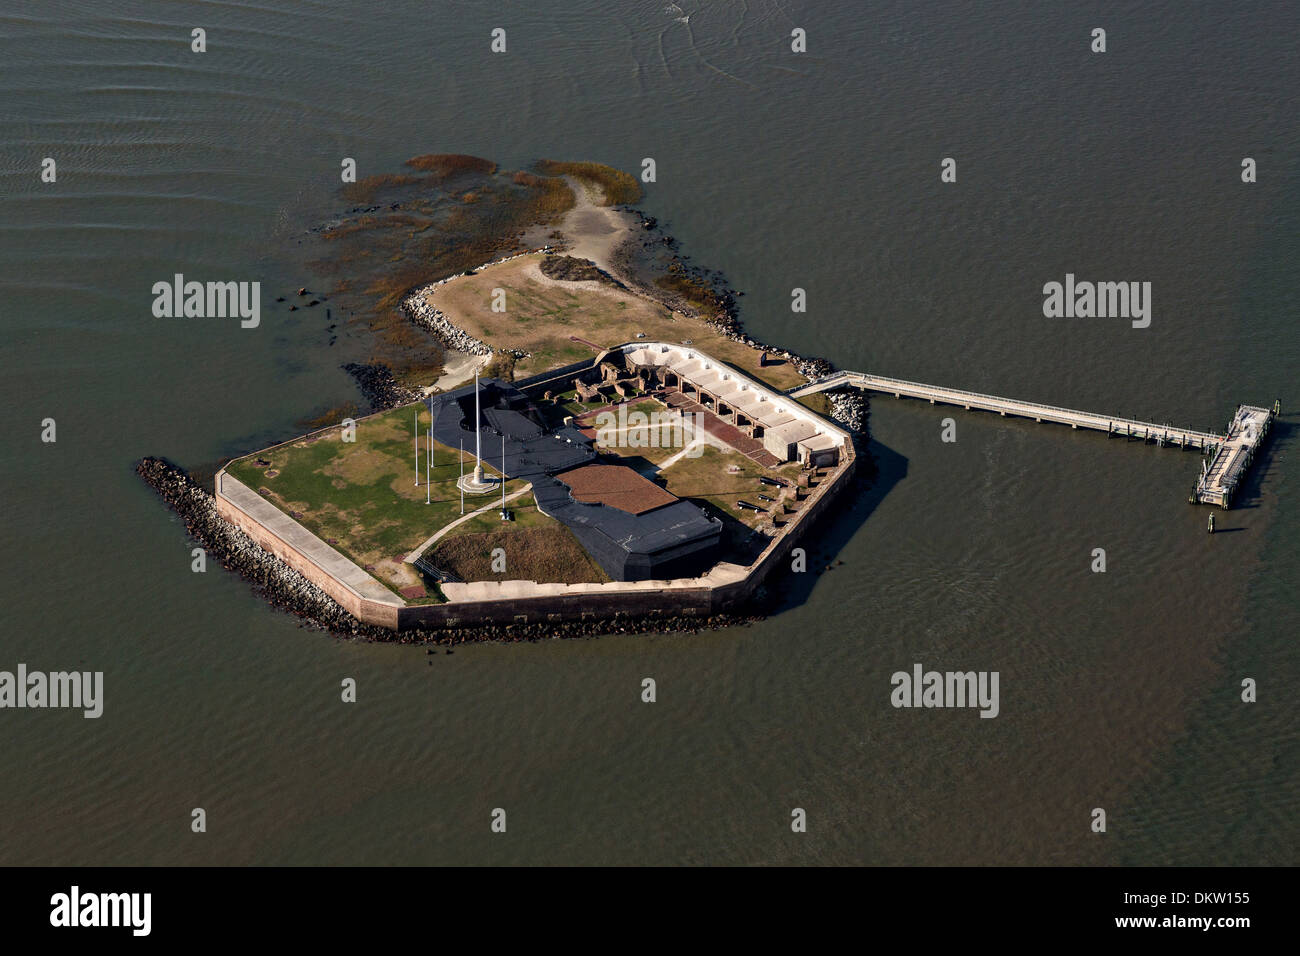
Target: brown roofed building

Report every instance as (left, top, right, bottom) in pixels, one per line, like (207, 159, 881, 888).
(555, 463, 678, 515)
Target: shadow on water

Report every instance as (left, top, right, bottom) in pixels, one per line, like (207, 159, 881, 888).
(1224, 415, 1293, 511)
(761, 438, 908, 615)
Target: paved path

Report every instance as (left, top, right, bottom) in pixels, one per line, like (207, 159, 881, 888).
(403, 484, 534, 563)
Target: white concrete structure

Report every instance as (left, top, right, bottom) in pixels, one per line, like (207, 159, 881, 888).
(457, 371, 498, 494)
(620, 342, 851, 466)
(1194, 404, 1275, 507)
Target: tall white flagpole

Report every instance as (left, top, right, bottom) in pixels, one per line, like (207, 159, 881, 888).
(426, 424, 431, 504)
(473, 371, 483, 484)
(414, 407, 420, 486)
(501, 432, 506, 512)
(459, 438, 464, 514)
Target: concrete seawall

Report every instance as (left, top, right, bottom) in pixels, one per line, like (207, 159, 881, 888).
(215, 472, 402, 629)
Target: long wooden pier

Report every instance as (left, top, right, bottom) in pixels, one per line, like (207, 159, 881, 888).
(790, 371, 1278, 508)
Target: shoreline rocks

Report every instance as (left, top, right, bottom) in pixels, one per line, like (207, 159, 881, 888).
(826, 389, 870, 436)
(398, 250, 539, 361)
(340, 362, 421, 412)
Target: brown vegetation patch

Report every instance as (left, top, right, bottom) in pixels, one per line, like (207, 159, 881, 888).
(654, 262, 729, 317)
(535, 160, 642, 205)
(539, 254, 610, 283)
(405, 153, 497, 178)
(511, 171, 576, 223)
(427, 525, 609, 584)
(341, 174, 421, 205)
(297, 401, 362, 432)
(482, 352, 517, 382)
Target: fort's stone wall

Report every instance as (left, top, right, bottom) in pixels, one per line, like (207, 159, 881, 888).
(214, 440, 855, 631)
(215, 485, 401, 629)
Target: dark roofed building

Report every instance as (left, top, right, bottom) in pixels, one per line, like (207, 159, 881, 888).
(427, 378, 720, 582)
(555, 488, 721, 581)
(555, 464, 679, 515)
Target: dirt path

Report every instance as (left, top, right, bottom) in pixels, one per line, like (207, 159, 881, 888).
(423, 349, 487, 395)
(555, 176, 638, 273)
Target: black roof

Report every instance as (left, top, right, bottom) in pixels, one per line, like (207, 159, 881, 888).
(427, 379, 720, 575)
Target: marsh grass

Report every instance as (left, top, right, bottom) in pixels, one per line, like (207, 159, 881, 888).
(405, 153, 498, 178)
(535, 160, 642, 205)
(654, 262, 728, 317)
(296, 401, 363, 432)
(301, 155, 647, 394)
(428, 524, 609, 584)
(340, 174, 422, 205)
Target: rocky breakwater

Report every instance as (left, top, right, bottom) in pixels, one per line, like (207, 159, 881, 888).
(399, 251, 538, 362)
(825, 389, 869, 436)
(136, 456, 379, 636)
(341, 362, 421, 412)
(136, 456, 767, 644)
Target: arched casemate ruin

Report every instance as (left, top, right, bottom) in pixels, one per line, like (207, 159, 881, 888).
(589, 342, 851, 468)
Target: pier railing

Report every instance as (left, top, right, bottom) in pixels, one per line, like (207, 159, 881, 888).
(792, 371, 1223, 446)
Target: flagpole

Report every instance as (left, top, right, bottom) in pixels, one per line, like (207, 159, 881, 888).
(414, 407, 420, 486)
(459, 438, 464, 514)
(426, 423, 431, 504)
(473, 371, 483, 485)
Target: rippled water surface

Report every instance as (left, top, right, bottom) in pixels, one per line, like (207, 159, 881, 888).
(0, 1, 1296, 864)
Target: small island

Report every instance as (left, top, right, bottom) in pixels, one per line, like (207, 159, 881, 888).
(139, 158, 867, 641)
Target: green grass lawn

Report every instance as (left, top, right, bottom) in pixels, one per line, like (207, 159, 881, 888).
(657, 445, 802, 527)
(588, 396, 695, 466)
(226, 401, 530, 599)
(225, 400, 613, 598)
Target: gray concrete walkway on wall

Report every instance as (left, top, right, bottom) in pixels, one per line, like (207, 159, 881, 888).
(217, 472, 403, 608)
(440, 561, 750, 603)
